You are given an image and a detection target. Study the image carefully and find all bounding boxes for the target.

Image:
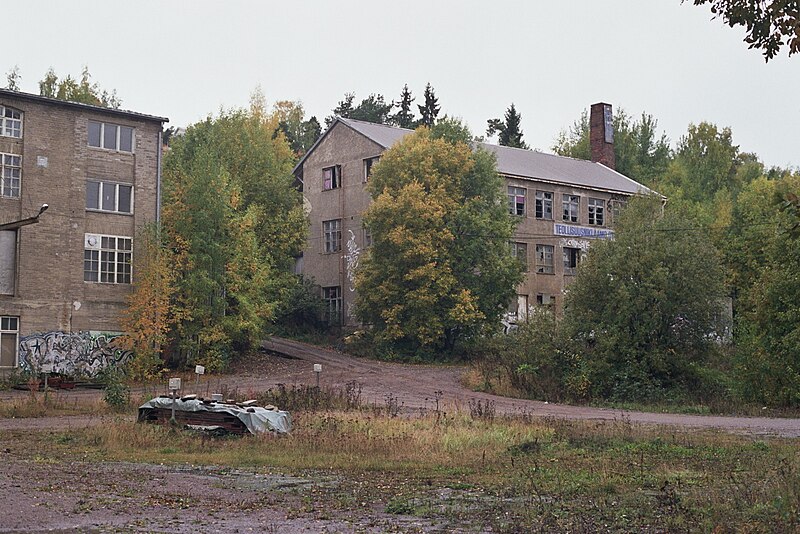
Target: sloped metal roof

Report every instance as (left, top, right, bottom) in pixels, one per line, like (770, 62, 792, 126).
(0, 89, 168, 123)
(299, 117, 658, 196)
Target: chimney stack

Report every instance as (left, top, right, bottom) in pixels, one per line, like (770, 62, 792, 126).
(590, 102, 615, 170)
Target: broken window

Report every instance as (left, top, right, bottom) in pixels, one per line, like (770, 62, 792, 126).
(323, 165, 341, 190)
(323, 219, 341, 253)
(536, 294, 554, 307)
(563, 247, 580, 275)
(508, 186, 526, 216)
(588, 197, 604, 226)
(535, 191, 553, 219)
(322, 286, 342, 325)
(363, 157, 379, 183)
(562, 194, 579, 223)
(535, 244, 554, 274)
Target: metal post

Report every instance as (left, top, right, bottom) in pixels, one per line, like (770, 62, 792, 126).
(170, 390, 176, 425)
(314, 364, 322, 389)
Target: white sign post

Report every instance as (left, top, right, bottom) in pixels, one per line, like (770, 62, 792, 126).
(41, 363, 53, 403)
(313, 364, 322, 389)
(168, 378, 181, 425)
(194, 365, 205, 393)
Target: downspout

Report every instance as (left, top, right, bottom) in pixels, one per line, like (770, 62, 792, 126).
(156, 127, 163, 224)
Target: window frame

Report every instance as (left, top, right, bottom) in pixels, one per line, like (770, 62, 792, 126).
(83, 234, 132, 284)
(535, 190, 553, 220)
(363, 156, 380, 183)
(322, 286, 342, 325)
(87, 120, 135, 153)
(0, 106, 22, 138)
(508, 186, 526, 216)
(563, 247, 581, 275)
(510, 241, 528, 270)
(86, 180, 134, 214)
(323, 219, 342, 253)
(322, 165, 341, 190)
(0, 153, 21, 198)
(0, 315, 19, 368)
(535, 244, 554, 274)
(588, 197, 605, 226)
(562, 194, 580, 223)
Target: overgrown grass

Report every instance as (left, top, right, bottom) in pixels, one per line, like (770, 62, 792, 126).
(13, 399, 800, 532)
(0, 391, 110, 418)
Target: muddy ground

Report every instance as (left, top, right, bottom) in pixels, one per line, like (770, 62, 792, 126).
(2, 337, 800, 532)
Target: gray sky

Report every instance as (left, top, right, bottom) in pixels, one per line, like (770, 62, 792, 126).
(6, 0, 799, 168)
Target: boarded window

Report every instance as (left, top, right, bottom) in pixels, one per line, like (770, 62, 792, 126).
(0, 230, 16, 295)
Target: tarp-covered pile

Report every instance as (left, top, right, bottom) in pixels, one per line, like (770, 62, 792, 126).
(138, 397, 291, 435)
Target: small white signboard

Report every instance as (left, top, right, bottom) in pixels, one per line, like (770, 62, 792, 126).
(168, 377, 181, 391)
(41, 363, 54, 374)
(195, 365, 205, 375)
(313, 364, 322, 373)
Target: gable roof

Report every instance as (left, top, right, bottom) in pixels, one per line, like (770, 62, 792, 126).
(295, 117, 658, 196)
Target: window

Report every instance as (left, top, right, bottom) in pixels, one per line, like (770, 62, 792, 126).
(536, 294, 554, 307)
(535, 244, 554, 274)
(323, 165, 341, 190)
(562, 194, 579, 222)
(363, 157, 379, 183)
(88, 121, 134, 152)
(508, 186, 526, 216)
(535, 191, 553, 219)
(86, 181, 133, 214)
(563, 247, 581, 275)
(1, 106, 22, 138)
(588, 198, 604, 226)
(609, 199, 627, 225)
(84, 234, 132, 284)
(0, 153, 21, 198)
(507, 295, 528, 322)
(0, 230, 16, 295)
(323, 219, 341, 253)
(0, 316, 19, 367)
(322, 286, 342, 325)
(510, 242, 528, 269)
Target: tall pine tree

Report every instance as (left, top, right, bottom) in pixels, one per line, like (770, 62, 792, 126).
(487, 103, 529, 149)
(391, 84, 415, 128)
(417, 83, 440, 127)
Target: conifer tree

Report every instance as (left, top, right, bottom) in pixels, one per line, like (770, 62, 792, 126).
(487, 103, 529, 149)
(390, 84, 415, 128)
(417, 83, 440, 127)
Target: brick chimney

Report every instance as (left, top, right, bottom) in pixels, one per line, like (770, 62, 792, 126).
(590, 102, 615, 170)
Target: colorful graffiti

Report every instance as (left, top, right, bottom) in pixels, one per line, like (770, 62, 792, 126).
(18, 331, 132, 378)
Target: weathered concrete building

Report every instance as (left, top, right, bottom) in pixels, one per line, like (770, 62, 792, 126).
(0, 89, 166, 374)
(294, 103, 657, 327)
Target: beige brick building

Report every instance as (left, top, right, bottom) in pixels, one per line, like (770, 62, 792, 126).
(0, 89, 166, 375)
(294, 104, 657, 327)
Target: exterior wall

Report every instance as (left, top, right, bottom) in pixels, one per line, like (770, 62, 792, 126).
(300, 123, 632, 327)
(0, 92, 162, 368)
(301, 122, 381, 326)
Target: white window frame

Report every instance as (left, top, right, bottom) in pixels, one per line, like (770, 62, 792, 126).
(508, 186, 526, 216)
(562, 194, 580, 223)
(322, 286, 342, 325)
(535, 190, 553, 220)
(588, 197, 605, 226)
(0, 153, 21, 198)
(323, 219, 341, 253)
(322, 165, 341, 190)
(84, 233, 132, 284)
(88, 120, 135, 153)
(535, 244, 554, 274)
(86, 180, 134, 214)
(0, 316, 19, 368)
(0, 106, 22, 138)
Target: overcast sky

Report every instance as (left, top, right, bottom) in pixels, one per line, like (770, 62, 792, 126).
(5, 0, 798, 168)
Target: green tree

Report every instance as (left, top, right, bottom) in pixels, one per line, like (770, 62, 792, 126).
(162, 96, 306, 369)
(563, 195, 726, 400)
(38, 67, 120, 108)
(390, 84, 416, 128)
(326, 92, 393, 126)
(689, 0, 800, 60)
(273, 100, 321, 156)
(552, 108, 671, 187)
(487, 103, 529, 149)
(416, 83, 440, 127)
(5, 65, 21, 91)
(356, 120, 522, 354)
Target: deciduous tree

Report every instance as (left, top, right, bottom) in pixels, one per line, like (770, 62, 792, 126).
(38, 66, 120, 108)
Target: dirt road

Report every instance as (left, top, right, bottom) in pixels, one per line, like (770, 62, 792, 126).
(262, 337, 800, 438)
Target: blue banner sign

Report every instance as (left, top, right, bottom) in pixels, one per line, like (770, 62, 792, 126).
(554, 224, 614, 239)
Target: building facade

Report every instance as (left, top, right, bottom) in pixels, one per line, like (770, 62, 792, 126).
(0, 89, 166, 374)
(294, 103, 657, 327)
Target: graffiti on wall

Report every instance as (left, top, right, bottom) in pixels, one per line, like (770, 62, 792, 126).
(344, 229, 361, 293)
(18, 331, 132, 378)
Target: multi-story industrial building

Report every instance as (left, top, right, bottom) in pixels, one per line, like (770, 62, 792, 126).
(0, 89, 166, 375)
(294, 103, 657, 327)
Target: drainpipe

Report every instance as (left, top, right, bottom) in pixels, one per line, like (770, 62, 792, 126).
(156, 127, 163, 225)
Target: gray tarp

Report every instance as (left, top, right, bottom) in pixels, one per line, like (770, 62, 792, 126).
(139, 397, 292, 434)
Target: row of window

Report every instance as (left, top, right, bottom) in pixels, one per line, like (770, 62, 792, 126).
(511, 242, 582, 275)
(509, 187, 613, 226)
(322, 156, 381, 191)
